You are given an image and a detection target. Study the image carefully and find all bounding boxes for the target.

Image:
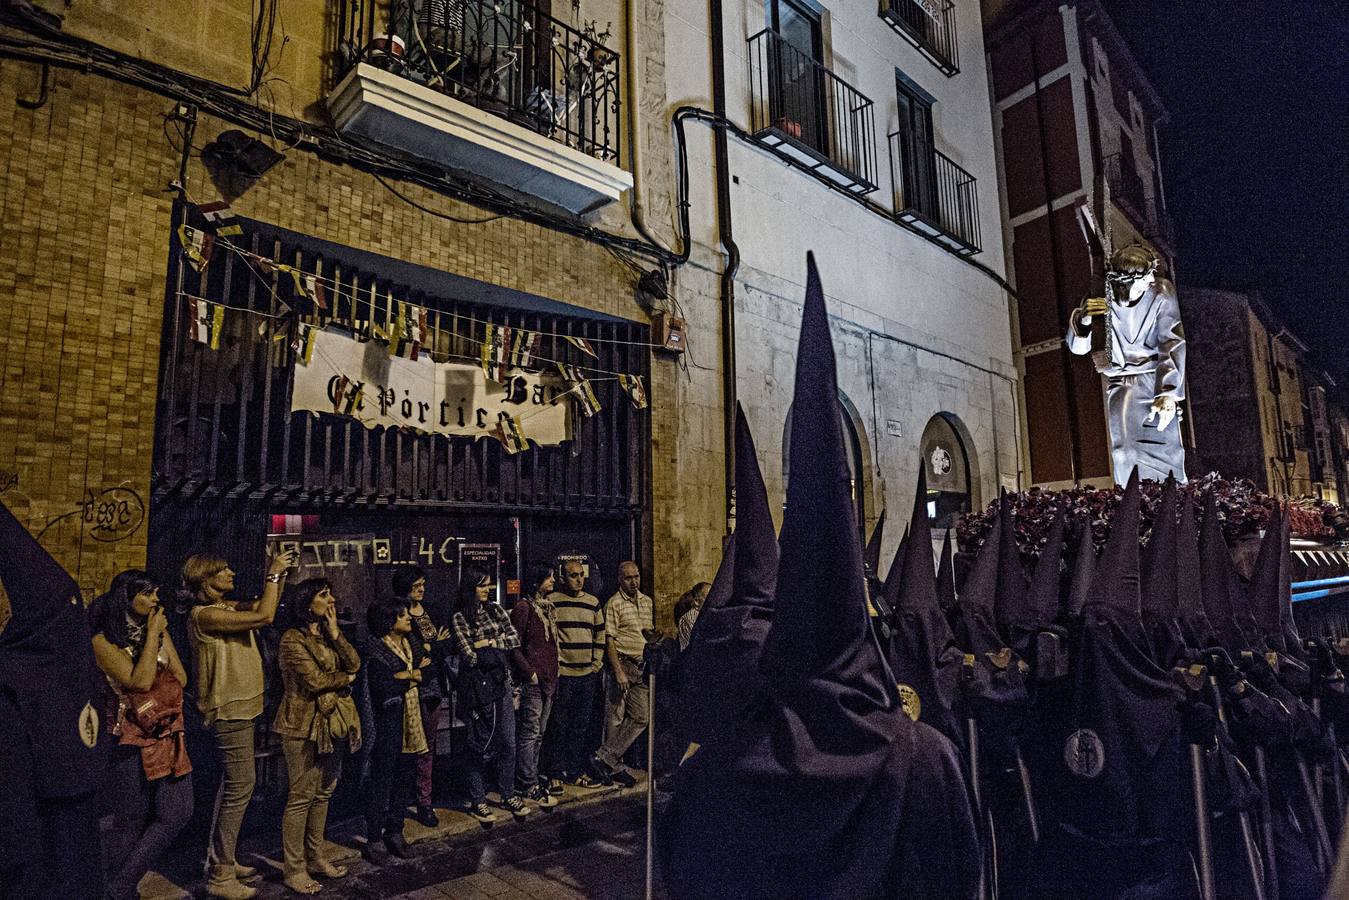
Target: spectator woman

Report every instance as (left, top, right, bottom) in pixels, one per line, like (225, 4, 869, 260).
(391, 565, 452, 827)
(89, 570, 193, 900)
(451, 566, 528, 822)
(510, 564, 560, 808)
(273, 579, 361, 894)
(184, 548, 297, 900)
(675, 582, 712, 651)
(362, 600, 427, 863)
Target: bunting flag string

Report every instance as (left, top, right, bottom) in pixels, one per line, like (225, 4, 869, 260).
(178, 224, 214, 272)
(197, 200, 244, 237)
(617, 373, 648, 409)
(188, 297, 225, 350)
(389, 299, 428, 360)
(293, 323, 317, 365)
(331, 375, 364, 415)
(493, 414, 529, 454)
(555, 363, 602, 417)
(563, 335, 598, 358)
(511, 329, 542, 368)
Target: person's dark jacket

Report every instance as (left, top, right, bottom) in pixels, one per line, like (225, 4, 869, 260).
(364, 638, 413, 757)
(404, 599, 453, 700)
(509, 599, 559, 698)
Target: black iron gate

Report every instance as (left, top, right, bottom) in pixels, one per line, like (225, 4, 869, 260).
(150, 209, 650, 594)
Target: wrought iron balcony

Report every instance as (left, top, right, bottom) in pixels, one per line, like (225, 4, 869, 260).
(333, 0, 630, 212)
(879, 0, 959, 77)
(746, 29, 878, 195)
(889, 131, 981, 255)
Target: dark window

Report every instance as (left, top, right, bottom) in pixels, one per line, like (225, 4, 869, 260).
(767, 0, 829, 155)
(895, 78, 937, 220)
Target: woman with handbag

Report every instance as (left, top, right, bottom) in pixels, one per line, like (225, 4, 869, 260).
(362, 600, 428, 863)
(89, 570, 193, 900)
(273, 579, 361, 894)
(391, 566, 452, 827)
(451, 566, 529, 822)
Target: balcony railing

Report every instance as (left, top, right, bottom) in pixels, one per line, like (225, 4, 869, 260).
(889, 131, 981, 255)
(1102, 152, 1176, 254)
(338, 0, 621, 163)
(880, 0, 959, 76)
(747, 29, 878, 195)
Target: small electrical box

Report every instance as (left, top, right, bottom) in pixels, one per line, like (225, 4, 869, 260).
(652, 311, 687, 354)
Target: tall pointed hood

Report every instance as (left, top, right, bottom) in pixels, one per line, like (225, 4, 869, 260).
(864, 510, 886, 583)
(954, 516, 1004, 654)
(1248, 503, 1286, 653)
(0, 499, 106, 797)
(995, 490, 1031, 635)
(1277, 503, 1303, 654)
(884, 466, 965, 747)
(1199, 491, 1247, 652)
(1084, 468, 1143, 629)
(660, 255, 981, 900)
(760, 253, 889, 705)
(1066, 515, 1097, 619)
(1175, 492, 1215, 649)
(935, 529, 956, 613)
(1141, 476, 1179, 621)
(680, 405, 777, 746)
(1027, 509, 1066, 629)
(883, 524, 911, 601)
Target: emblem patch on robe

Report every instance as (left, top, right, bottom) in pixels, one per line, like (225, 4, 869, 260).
(1064, 728, 1105, 778)
(79, 701, 99, 749)
(897, 684, 921, 722)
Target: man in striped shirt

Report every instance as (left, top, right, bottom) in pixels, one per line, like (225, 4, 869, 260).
(543, 559, 606, 785)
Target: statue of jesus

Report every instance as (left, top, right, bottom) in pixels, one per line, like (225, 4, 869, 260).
(1067, 244, 1187, 485)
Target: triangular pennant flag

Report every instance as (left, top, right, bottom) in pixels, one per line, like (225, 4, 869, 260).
(389, 300, 428, 360)
(554, 363, 600, 416)
(564, 335, 597, 358)
(177, 223, 214, 272)
(510, 330, 542, 368)
(617, 373, 648, 409)
(292, 323, 317, 365)
(493, 415, 527, 454)
(331, 376, 363, 415)
(197, 199, 243, 237)
(188, 297, 226, 350)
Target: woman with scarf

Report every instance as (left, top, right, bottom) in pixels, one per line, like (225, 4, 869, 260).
(390, 566, 452, 827)
(451, 566, 528, 822)
(273, 579, 361, 894)
(509, 564, 560, 808)
(361, 600, 428, 863)
(88, 570, 193, 900)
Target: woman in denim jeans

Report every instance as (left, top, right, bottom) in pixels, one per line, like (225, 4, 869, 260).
(184, 548, 298, 899)
(451, 566, 528, 821)
(509, 564, 561, 807)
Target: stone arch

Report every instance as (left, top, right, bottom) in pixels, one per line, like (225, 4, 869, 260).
(920, 412, 981, 529)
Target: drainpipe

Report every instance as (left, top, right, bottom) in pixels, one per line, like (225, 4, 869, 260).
(624, 0, 663, 251)
(709, 0, 741, 533)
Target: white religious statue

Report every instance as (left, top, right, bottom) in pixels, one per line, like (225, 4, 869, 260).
(1067, 244, 1187, 485)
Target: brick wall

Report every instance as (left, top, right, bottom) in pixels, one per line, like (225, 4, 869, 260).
(0, 58, 712, 626)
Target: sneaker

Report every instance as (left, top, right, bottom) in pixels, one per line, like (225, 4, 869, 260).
(502, 794, 532, 817)
(586, 755, 615, 783)
(573, 773, 608, 789)
(413, 805, 439, 828)
(525, 784, 558, 808)
(608, 767, 637, 788)
(545, 777, 565, 796)
(469, 802, 499, 824)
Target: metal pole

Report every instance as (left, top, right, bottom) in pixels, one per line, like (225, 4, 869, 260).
(1254, 747, 1281, 900)
(1014, 739, 1040, 843)
(1313, 699, 1325, 810)
(965, 717, 990, 900)
(645, 669, 655, 900)
(1191, 743, 1217, 900)
(1238, 809, 1268, 900)
(1295, 753, 1334, 870)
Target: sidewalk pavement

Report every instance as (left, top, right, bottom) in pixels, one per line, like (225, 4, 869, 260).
(127, 774, 656, 899)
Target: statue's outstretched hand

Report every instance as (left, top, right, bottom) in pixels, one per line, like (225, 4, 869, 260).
(1145, 396, 1179, 431)
(1074, 297, 1108, 329)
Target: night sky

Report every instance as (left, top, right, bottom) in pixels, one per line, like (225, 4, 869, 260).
(1101, 1, 1349, 383)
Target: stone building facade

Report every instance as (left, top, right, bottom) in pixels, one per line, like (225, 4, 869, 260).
(1182, 286, 1343, 501)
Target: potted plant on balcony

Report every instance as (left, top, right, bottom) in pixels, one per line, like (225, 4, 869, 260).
(582, 21, 616, 67)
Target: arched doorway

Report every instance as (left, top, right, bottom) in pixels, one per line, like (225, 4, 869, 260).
(782, 395, 869, 537)
(920, 413, 972, 529)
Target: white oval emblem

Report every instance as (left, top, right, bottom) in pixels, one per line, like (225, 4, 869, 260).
(1064, 728, 1105, 778)
(897, 684, 921, 722)
(79, 701, 99, 749)
(930, 447, 952, 476)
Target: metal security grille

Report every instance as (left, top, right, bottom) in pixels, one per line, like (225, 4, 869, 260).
(153, 213, 649, 516)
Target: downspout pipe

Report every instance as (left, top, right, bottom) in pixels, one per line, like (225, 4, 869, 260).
(709, 0, 741, 533)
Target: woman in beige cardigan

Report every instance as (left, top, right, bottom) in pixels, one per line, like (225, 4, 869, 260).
(274, 579, 362, 894)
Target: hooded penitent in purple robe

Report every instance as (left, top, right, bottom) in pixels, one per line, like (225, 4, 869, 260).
(660, 254, 978, 900)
